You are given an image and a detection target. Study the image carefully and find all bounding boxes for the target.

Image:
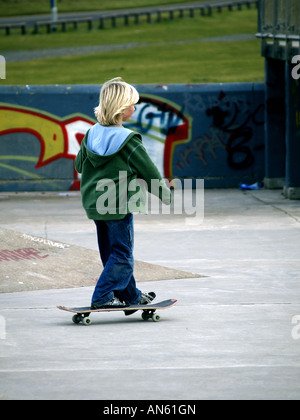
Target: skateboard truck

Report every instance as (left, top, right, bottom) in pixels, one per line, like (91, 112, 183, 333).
(72, 308, 161, 325)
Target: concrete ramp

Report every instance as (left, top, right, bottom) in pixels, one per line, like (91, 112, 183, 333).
(0, 228, 201, 293)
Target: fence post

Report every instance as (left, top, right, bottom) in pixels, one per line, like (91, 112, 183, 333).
(264, 58, 286, 189)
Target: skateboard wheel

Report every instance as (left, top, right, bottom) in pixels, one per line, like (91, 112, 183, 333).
(72, 314, 82, 324)
(142, 312, 151, 321)
(152, 313, 161, 322)
(82, 317, 92, 326)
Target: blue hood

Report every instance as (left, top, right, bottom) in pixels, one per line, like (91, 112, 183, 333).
(87, 123, 134, 156)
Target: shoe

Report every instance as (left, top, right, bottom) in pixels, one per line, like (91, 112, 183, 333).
(140, 291, 156, 304)
(91, 297, 128, 309)
(124, 292, 156, 316)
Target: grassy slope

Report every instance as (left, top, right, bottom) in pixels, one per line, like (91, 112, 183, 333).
(1, 7, 264, 84)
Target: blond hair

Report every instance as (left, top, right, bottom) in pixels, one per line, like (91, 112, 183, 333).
(94, 77, 139, 126)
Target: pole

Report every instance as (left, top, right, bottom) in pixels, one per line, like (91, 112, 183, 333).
(50, 0, 57, 22)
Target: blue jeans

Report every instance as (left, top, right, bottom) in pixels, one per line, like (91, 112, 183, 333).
(91, 213, 142, 306)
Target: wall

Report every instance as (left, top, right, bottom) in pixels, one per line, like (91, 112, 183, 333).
(0, 83, 265, 191)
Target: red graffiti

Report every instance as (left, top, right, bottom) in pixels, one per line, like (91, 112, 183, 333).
(0, 248, 49, 262)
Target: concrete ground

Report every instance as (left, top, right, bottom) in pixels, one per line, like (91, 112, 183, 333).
(0, 188, 300, 400)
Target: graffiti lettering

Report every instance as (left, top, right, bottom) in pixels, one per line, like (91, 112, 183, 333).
(0, 97, 191, 186)
(0, 248, 49, 262)
(126, 95, 191, 178)
(0, 103, 95, 190)
(177, 90, 264, 171)
(132, 101, 183, 137)
(0, 86, 265, 189)
(206, 91, 264, 170)
(177, 127, 226, 168)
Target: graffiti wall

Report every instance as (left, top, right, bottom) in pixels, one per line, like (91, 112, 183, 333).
(0, 84, 265, 191)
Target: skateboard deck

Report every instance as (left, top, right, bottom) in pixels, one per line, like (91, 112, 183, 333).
(57, 299, 177, 325)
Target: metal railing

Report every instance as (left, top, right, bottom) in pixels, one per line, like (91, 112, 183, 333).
(256, 0, 300, 60)
(257, 0, 300, 37)
(0, 22, 26, 35)
(33, 17, 93, 34)
(0, 0, 258, 35)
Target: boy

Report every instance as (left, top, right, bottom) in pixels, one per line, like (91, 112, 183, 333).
(75, 78, 171, 310)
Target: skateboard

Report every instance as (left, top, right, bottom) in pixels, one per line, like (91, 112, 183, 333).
(57, 299, 178, 325)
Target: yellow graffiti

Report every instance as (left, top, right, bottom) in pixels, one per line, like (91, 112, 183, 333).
(0, 105, 66, 166)
(0, 102, 95, 190)
(0, 162, 41, 179)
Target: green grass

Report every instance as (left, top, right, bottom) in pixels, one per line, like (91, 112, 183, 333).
(1, 7, 259, 52)
(4, 40, 264, 84)
(1, 8, 265, 84)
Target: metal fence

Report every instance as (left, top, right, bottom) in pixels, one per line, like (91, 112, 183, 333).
(0, 0, 258, 35)
(258, 0, 300, 36)
(257, 0, 300, 59)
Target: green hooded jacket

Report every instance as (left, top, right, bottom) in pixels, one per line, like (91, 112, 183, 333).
(75, 123, 171, 220)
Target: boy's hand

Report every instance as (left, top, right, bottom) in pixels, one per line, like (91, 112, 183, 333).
(168, 179, 176, 190)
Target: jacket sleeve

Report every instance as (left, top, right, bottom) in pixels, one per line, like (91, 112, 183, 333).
(74, 130, 89, 174)
(127, 135, 172, 205)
